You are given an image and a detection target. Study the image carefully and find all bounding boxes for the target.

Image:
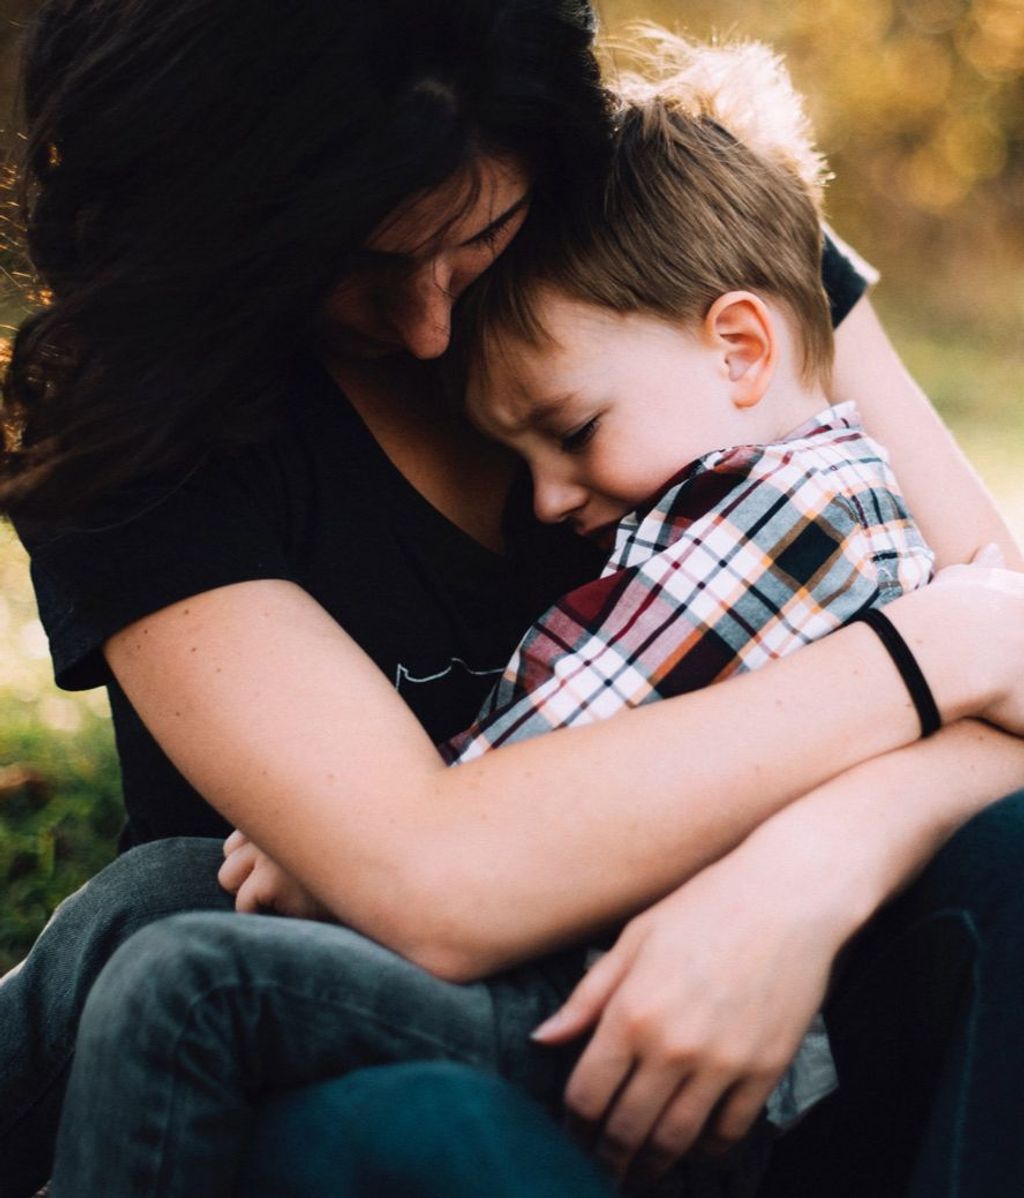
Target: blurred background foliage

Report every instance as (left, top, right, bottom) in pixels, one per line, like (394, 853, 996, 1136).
(0, 0, 1022, 971)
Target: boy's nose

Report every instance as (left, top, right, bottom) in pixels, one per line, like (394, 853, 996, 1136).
(532, 475, 588, 525)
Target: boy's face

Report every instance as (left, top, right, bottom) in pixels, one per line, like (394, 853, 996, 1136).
(466, 292, 738, 540)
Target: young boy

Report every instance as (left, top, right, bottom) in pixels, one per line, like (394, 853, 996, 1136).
(443, 36, 933, 763)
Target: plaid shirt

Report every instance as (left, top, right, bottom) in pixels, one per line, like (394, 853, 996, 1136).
(443, 402, 934, 764)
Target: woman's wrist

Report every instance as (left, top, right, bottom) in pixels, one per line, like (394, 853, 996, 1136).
(736, 719, 1024, 956)
(731, 797, 879, 954)
(882, 579, 1011, 727)
(847, 607, 941, 738)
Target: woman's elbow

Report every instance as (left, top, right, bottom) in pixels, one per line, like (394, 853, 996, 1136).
(319, 866, 505, 984)
(402, 939, 493, 984)
(372, 915, 502, 983)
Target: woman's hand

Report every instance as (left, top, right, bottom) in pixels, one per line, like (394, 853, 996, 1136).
(218, 830, 332, 921)
(930, 545, 1024, 732)
(533, 710, 1024, 1187)
(532, 835, 848, 1188)
(886, 543, 1024, 736)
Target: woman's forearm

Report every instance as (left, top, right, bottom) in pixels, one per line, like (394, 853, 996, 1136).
(833, 298, 1023, 571)
(391, 619, 918, 977)
(735, 720, 1024, 956)
(377, 576, 1018, 978)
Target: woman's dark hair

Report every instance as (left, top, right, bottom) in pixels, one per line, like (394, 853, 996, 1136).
(0, 0, 611, 517)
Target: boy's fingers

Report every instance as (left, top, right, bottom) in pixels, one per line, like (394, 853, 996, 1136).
(234, 874, 263, 914)
(217, 841, 257, 894)
(223, 828, 248, 855)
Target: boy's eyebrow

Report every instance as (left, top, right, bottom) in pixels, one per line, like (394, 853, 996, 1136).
(509, 393, 576, 432)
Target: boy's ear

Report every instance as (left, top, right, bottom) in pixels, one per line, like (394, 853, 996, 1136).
(704, 291, 776, 409)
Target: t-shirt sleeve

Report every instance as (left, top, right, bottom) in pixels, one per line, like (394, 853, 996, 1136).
(14, 448, 300, 691)
(822, 225, 880, 327)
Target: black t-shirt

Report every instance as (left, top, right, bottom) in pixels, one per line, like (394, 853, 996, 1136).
(16, 237, 871, 850)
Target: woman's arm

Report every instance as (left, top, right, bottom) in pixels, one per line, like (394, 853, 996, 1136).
(532, 718, 1024, 1182)
(104, 562, 1024, 981)
(833, 297, 1023, 570)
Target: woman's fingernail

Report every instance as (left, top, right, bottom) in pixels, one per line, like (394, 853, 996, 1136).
(974, 542, 1003, 565)
(531, 1010, 568, 1040)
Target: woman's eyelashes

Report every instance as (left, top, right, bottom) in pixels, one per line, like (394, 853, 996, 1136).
(559, 417, 599, 454)
(465, 194, 531, 255)
(467, 224, 503, 253)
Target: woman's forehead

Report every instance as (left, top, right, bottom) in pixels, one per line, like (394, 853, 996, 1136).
(366, 155, 531, 259)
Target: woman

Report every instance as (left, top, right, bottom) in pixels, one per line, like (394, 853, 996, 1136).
(3, 1, 1024, 1194)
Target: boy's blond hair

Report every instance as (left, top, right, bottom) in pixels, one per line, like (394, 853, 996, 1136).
(456, 31, 835, 389)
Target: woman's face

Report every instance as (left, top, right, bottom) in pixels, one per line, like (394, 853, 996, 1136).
(322, 156, 531, 361)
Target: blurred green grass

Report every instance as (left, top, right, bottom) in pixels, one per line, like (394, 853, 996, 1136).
(0, 523, 121, 974)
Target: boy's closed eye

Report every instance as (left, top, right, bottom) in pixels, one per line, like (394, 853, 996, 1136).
(559, 417, 600, 454)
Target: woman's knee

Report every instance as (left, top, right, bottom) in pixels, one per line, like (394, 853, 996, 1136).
(89, 837, 230, 916)
(37, 837, 230, 952)
(245, 1064, 616, 1198)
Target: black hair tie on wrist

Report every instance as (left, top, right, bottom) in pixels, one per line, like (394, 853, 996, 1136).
(849, 607, 942, 739)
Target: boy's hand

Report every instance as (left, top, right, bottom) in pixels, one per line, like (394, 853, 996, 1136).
(218, 829, 332, 921)
(531, 834, 844, 1188)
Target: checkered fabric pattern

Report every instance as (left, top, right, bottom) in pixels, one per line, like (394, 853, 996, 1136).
(443, 402, 934, 764)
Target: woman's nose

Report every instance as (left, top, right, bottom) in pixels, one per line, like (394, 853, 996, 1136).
(392, 261, 455, 360)
(532, 474, 588, 525)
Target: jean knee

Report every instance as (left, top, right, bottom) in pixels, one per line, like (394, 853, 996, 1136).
(42, 837, 229, 947)
(96, 837, 228, 910)
(76, 912, 245, 1052)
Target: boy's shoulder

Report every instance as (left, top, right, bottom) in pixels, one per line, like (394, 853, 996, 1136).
(608, 400, 933, 604)
(699, 402, 899, 511)
(608, 403, 914, 572)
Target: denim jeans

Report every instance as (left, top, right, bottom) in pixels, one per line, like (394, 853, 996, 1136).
(4, 790, 1024, 1197)
(0, 838, 234, 1198)
(238, 1062, 618, 1198)
(0, 838, 766, 1198)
